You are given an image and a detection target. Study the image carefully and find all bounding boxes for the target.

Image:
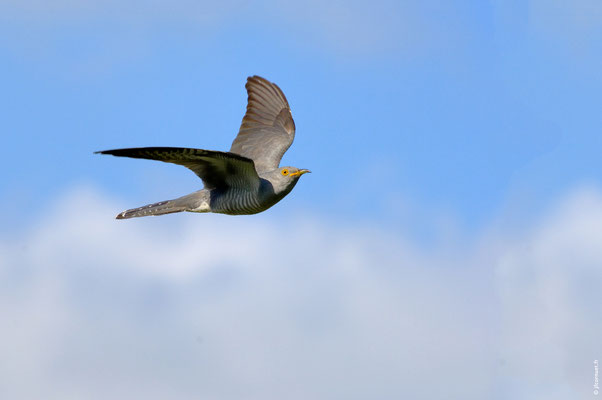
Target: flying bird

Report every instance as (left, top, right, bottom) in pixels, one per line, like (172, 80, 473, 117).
(97, 76, 310, 219)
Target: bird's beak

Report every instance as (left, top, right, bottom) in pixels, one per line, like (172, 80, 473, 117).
(290, 169, 311, 177)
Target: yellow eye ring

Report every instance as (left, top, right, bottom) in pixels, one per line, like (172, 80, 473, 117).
(281, 169, 289, 176)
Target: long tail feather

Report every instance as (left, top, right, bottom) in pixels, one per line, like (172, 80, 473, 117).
(116, 200, 188, 219)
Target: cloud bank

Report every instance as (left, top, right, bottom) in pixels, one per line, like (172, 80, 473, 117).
(1, 186, 601, 399)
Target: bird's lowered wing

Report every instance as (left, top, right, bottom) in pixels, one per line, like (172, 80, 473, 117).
(230, 76, 296, 172)
(96, 147, 260, 191)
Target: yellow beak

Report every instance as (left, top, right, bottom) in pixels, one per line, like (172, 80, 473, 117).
(289, 169, 311, 177)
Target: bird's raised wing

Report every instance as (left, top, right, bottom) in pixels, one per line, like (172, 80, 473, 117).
(230, 76, 296, 172)
(96, 147, 260, 191)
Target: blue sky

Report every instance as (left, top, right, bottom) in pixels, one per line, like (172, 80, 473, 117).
(3, 0, 601, 232)
(1, 1, 602, 399)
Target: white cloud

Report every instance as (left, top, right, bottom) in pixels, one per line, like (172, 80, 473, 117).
(494, 187, 602, 399)
(1, 185, 601, 399)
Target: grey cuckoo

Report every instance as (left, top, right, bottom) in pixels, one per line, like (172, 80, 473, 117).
(97, 76, 310, 219)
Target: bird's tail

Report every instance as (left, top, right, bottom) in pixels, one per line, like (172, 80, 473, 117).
(115, 190, 210, 220)
(116, 200, 188, 219)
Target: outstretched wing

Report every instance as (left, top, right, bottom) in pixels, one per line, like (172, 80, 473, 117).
(230, 76, 296, 172)
(96, 147, 260, 190)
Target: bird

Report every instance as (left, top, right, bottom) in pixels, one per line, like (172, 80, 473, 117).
(96, 75, 310, 219)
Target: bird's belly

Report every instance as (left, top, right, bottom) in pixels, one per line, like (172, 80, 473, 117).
(210, 190, 269, 215)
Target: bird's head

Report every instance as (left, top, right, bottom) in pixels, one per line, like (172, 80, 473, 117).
(267, 166, 311, 195)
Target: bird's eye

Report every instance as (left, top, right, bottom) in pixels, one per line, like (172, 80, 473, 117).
(281, 169, 289, 176)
